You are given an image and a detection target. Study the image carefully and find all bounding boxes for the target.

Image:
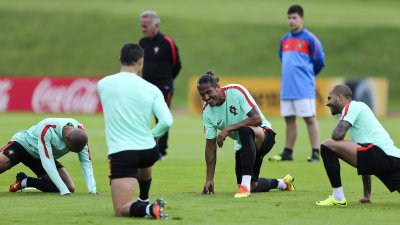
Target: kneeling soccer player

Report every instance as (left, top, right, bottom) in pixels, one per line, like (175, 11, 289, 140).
(197, 71, 295, 198)
(0, 118, 97, 196)
(317, 84, 400, 206)
(98, 43, 172, 219)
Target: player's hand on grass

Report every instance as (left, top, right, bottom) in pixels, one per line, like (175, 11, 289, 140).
(358, 196, 371, 204)
(217, 130, 228, 148)
(202, 181, 215, 195)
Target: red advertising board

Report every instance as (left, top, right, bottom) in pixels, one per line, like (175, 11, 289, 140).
(0, 77, 101, 113)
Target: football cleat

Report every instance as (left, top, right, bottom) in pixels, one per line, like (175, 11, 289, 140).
(9, 172, 27, 192)
(234, 185, 250, 198)
(316, 195, 347, 206)
(151, 199, 168, 220)
(283, 174, 295, 191)
(269, 154, 293, 162)
(307, 154, 320, 162)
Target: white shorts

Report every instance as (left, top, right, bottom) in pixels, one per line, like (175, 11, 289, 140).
(280, 99, 316, 117)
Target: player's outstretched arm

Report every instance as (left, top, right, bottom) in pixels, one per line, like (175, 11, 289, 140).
(359, 175, 372, 204)
(78, 145, 97, 194)
(203, 138, 217, 195)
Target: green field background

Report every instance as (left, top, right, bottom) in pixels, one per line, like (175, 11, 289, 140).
(0, 0, 399, 110)
(0, 113, 399, 224)
(1, 1, 400, 224)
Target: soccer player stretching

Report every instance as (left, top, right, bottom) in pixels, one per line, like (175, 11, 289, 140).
(0, 118, 96, 196)
(317, 84, 400, 206)
(198, 71, 295, 198)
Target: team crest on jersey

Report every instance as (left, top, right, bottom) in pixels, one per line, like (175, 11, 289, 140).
(229, 105, 238, 116)
(7, 149, 14, 155)
(154, 46, 159, 54)
(297, 42, 303, 49)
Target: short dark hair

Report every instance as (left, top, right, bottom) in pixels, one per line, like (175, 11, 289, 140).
(197, 71, 219, 87)
(68, 129, 88, 153)
(288, 4, 304, 17)
(331, 84, 353, 99)
(120, 43, 144, 66)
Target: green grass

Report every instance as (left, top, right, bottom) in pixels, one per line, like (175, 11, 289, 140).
(0, 112, 400, 224)
(1, 1, 400, 223)
(1, 0, 400, 110)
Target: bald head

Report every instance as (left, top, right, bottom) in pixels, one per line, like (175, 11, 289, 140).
(326, 84, 353, 115)
(66, 128, 88, 153)
(330, 84, 352, 100)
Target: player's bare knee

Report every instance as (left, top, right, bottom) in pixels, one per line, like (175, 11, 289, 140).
(114, 207, 123, 217)
(322, 139, 332, 148)
(0, 167, 7, 174)
(285, 117, 296, 125)
(0, 164, 12, 174)
(303, 116, 316, 125)
(0, 156, 12, 172)
(322, 139, 338, 152)
(115, 202, 131, 217)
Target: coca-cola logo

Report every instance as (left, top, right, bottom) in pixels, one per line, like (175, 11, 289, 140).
(0, 79, 12, 112)
(32, 78, 99, 113)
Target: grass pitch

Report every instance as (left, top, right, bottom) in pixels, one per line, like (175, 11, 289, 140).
(0, 112, 399, 224)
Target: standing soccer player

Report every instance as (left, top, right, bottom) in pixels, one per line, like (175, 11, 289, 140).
(139, 10, 182, 160)
(198, 71, 295, 198)
(97, 43, 172, 219)
(0, 118, 97, 195)
(271, 4, 325, 162)
(317, 84, 400, 206)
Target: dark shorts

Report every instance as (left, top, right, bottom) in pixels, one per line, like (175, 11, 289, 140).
(1, 141, 64, 177)
(357, 143, 400, 192)
(235, 128, 276, 183)
(259, 127, 276, 158)
(108, 146, 159, 180)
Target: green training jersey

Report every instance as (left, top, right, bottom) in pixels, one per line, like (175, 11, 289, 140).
(12, 118, 97, 195)
(340, 101, 400, 158)
(97, 71, 173, 155)
(202, 84, 272, 150)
